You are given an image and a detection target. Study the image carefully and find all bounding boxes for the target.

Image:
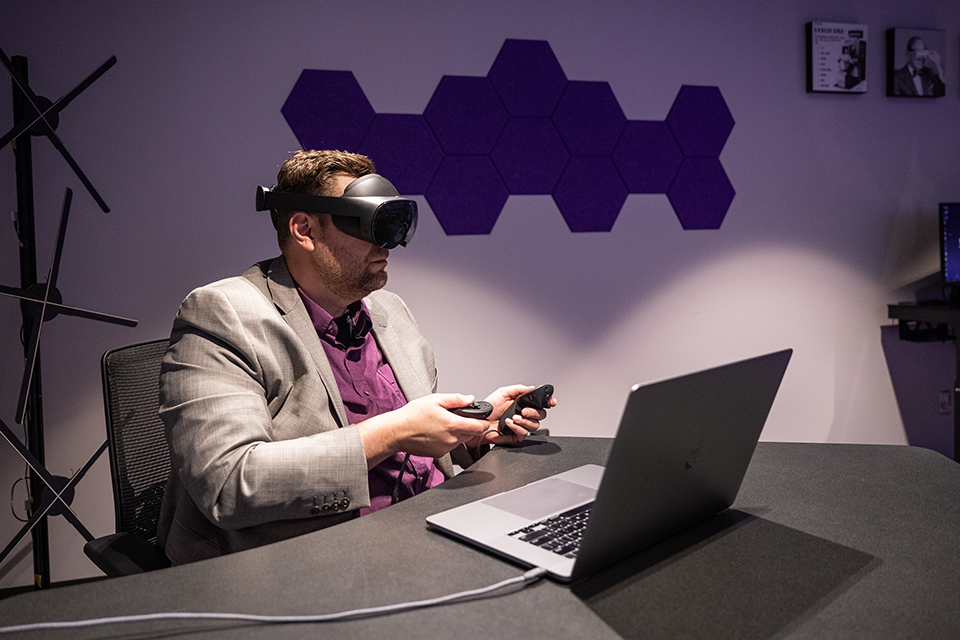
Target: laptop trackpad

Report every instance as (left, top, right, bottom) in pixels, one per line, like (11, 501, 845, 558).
(482, 477, 597, 520)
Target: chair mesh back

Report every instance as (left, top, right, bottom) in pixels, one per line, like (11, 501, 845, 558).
(102, 339, 171, 543)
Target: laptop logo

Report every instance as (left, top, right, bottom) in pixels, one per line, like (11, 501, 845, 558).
(684, 442, 704, 470)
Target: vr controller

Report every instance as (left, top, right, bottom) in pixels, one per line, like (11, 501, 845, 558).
(498, 384, 554, 435)
(448, 401, 494, 419)
(448, 384, 554, 435)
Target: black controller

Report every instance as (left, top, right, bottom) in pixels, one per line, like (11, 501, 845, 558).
(498, 384, 554, 435)
(448, 400, 494, 419)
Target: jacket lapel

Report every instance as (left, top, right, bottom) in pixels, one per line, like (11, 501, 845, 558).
(366, 298, 433, 402)
(367, 295, 455, 477)
(263, 257, 349, 429)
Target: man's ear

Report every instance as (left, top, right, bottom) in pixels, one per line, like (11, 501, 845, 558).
(288, 212, 317, 251)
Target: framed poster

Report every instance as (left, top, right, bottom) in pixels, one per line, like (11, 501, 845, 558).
(887, 28, 946, 97)
(806, 22, 868, 93)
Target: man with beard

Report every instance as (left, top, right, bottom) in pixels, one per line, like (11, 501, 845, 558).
(156, 150, 552, 565)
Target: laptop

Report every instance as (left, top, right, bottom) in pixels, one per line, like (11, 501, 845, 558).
(426, 349, 792, 582)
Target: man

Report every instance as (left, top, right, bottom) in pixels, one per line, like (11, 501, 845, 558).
(156, 150, 552, 565)
(893, 35, 945, 97)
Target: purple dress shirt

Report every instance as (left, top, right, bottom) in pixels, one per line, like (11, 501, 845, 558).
(297, 288, 444, 514)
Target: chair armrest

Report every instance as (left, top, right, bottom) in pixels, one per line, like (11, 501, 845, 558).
(84, 532, 171, 577)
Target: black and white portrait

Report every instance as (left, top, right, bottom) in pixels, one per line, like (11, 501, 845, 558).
(888, 28, 946, 97)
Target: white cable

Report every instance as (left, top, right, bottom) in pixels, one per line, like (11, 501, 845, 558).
(0, 567, 548, 635)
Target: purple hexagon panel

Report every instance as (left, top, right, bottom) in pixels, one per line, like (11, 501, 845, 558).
(491, 117, 569, 194)
(426, 156, 508, 235)
(667, 158, 736, 230)
(424, 76, 507, 155)
(553, 157, 628, 232)
(356, 114, 443, 195)
(282, 70, 375, 152)
(488, 39, 567, 117)
(552, 81, 626, 157)
(665, 85, 735, 158)
(613, 121, 683, 194)
(281, 41, 736, 233)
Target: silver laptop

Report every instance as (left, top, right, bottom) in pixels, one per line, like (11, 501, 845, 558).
(426, 349, 792, 582)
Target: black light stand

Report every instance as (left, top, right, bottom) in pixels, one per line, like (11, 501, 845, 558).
(10, 54, 49, 589)
(1, 51, 136, 588)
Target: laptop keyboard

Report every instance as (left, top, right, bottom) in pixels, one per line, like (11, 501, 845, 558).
(507, 503, 592, 558)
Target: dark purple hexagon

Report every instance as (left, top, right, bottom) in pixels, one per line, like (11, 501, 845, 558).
(281, 70, 375, 151)
(487, 39, 568, 117)
(552, 157, 628, 232)
(356, 114, 443, 195)
(423, 76, 507, 155)
(552, 81, 626, 157)
(665, 85, 735, 158)
(491, 117, 569, 194)
(612, 120, 683, 194)
(425, 155, 508, 235)
(666, 157, 735, 229)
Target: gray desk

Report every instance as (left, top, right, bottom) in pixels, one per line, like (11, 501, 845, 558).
(1, 438, 958, 639)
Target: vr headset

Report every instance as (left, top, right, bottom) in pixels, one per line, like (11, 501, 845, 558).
(256, 174, 417, 249)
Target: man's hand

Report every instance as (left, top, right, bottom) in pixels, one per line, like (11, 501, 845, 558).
(468, 384, 558, 448)
(357, 393, 492, 468)
(926, 49, 944, 78)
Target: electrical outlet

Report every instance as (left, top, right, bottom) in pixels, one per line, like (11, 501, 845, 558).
(939, 390, 953, 415)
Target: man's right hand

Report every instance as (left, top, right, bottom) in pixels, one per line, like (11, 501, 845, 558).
(356, 393, 490, 468)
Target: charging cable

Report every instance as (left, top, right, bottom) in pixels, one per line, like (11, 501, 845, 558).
(0, 567, 548, 635)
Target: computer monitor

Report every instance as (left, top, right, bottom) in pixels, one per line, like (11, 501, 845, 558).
(940, 203, 960, 304)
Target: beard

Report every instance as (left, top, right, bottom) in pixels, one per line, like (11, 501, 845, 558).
(310, 229, 389, 304)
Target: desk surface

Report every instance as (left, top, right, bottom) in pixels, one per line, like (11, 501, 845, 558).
(1, 438, 958, 639)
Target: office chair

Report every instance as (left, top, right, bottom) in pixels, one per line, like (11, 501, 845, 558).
(83, 338, 173, 576)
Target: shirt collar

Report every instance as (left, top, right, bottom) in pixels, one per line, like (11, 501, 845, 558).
(297, 288, 372, 348)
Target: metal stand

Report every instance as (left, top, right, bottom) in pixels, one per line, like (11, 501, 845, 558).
(0, 52, 135, 587)
(9, 54, 49, 588)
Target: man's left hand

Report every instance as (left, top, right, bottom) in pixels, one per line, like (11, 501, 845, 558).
(465, 384, 557, 448)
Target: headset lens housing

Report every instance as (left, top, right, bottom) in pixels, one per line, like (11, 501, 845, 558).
(372, 200, 418, 249)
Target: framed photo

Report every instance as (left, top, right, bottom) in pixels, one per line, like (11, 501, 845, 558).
(887, 28, 946, 97)
(806, 22, 867, 93)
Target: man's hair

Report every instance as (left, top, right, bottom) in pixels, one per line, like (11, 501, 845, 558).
(906, 36, 925, 52)
(271, 149, 376, 247)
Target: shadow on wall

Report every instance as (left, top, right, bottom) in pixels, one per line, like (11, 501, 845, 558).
(880, 324, 954, 458)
